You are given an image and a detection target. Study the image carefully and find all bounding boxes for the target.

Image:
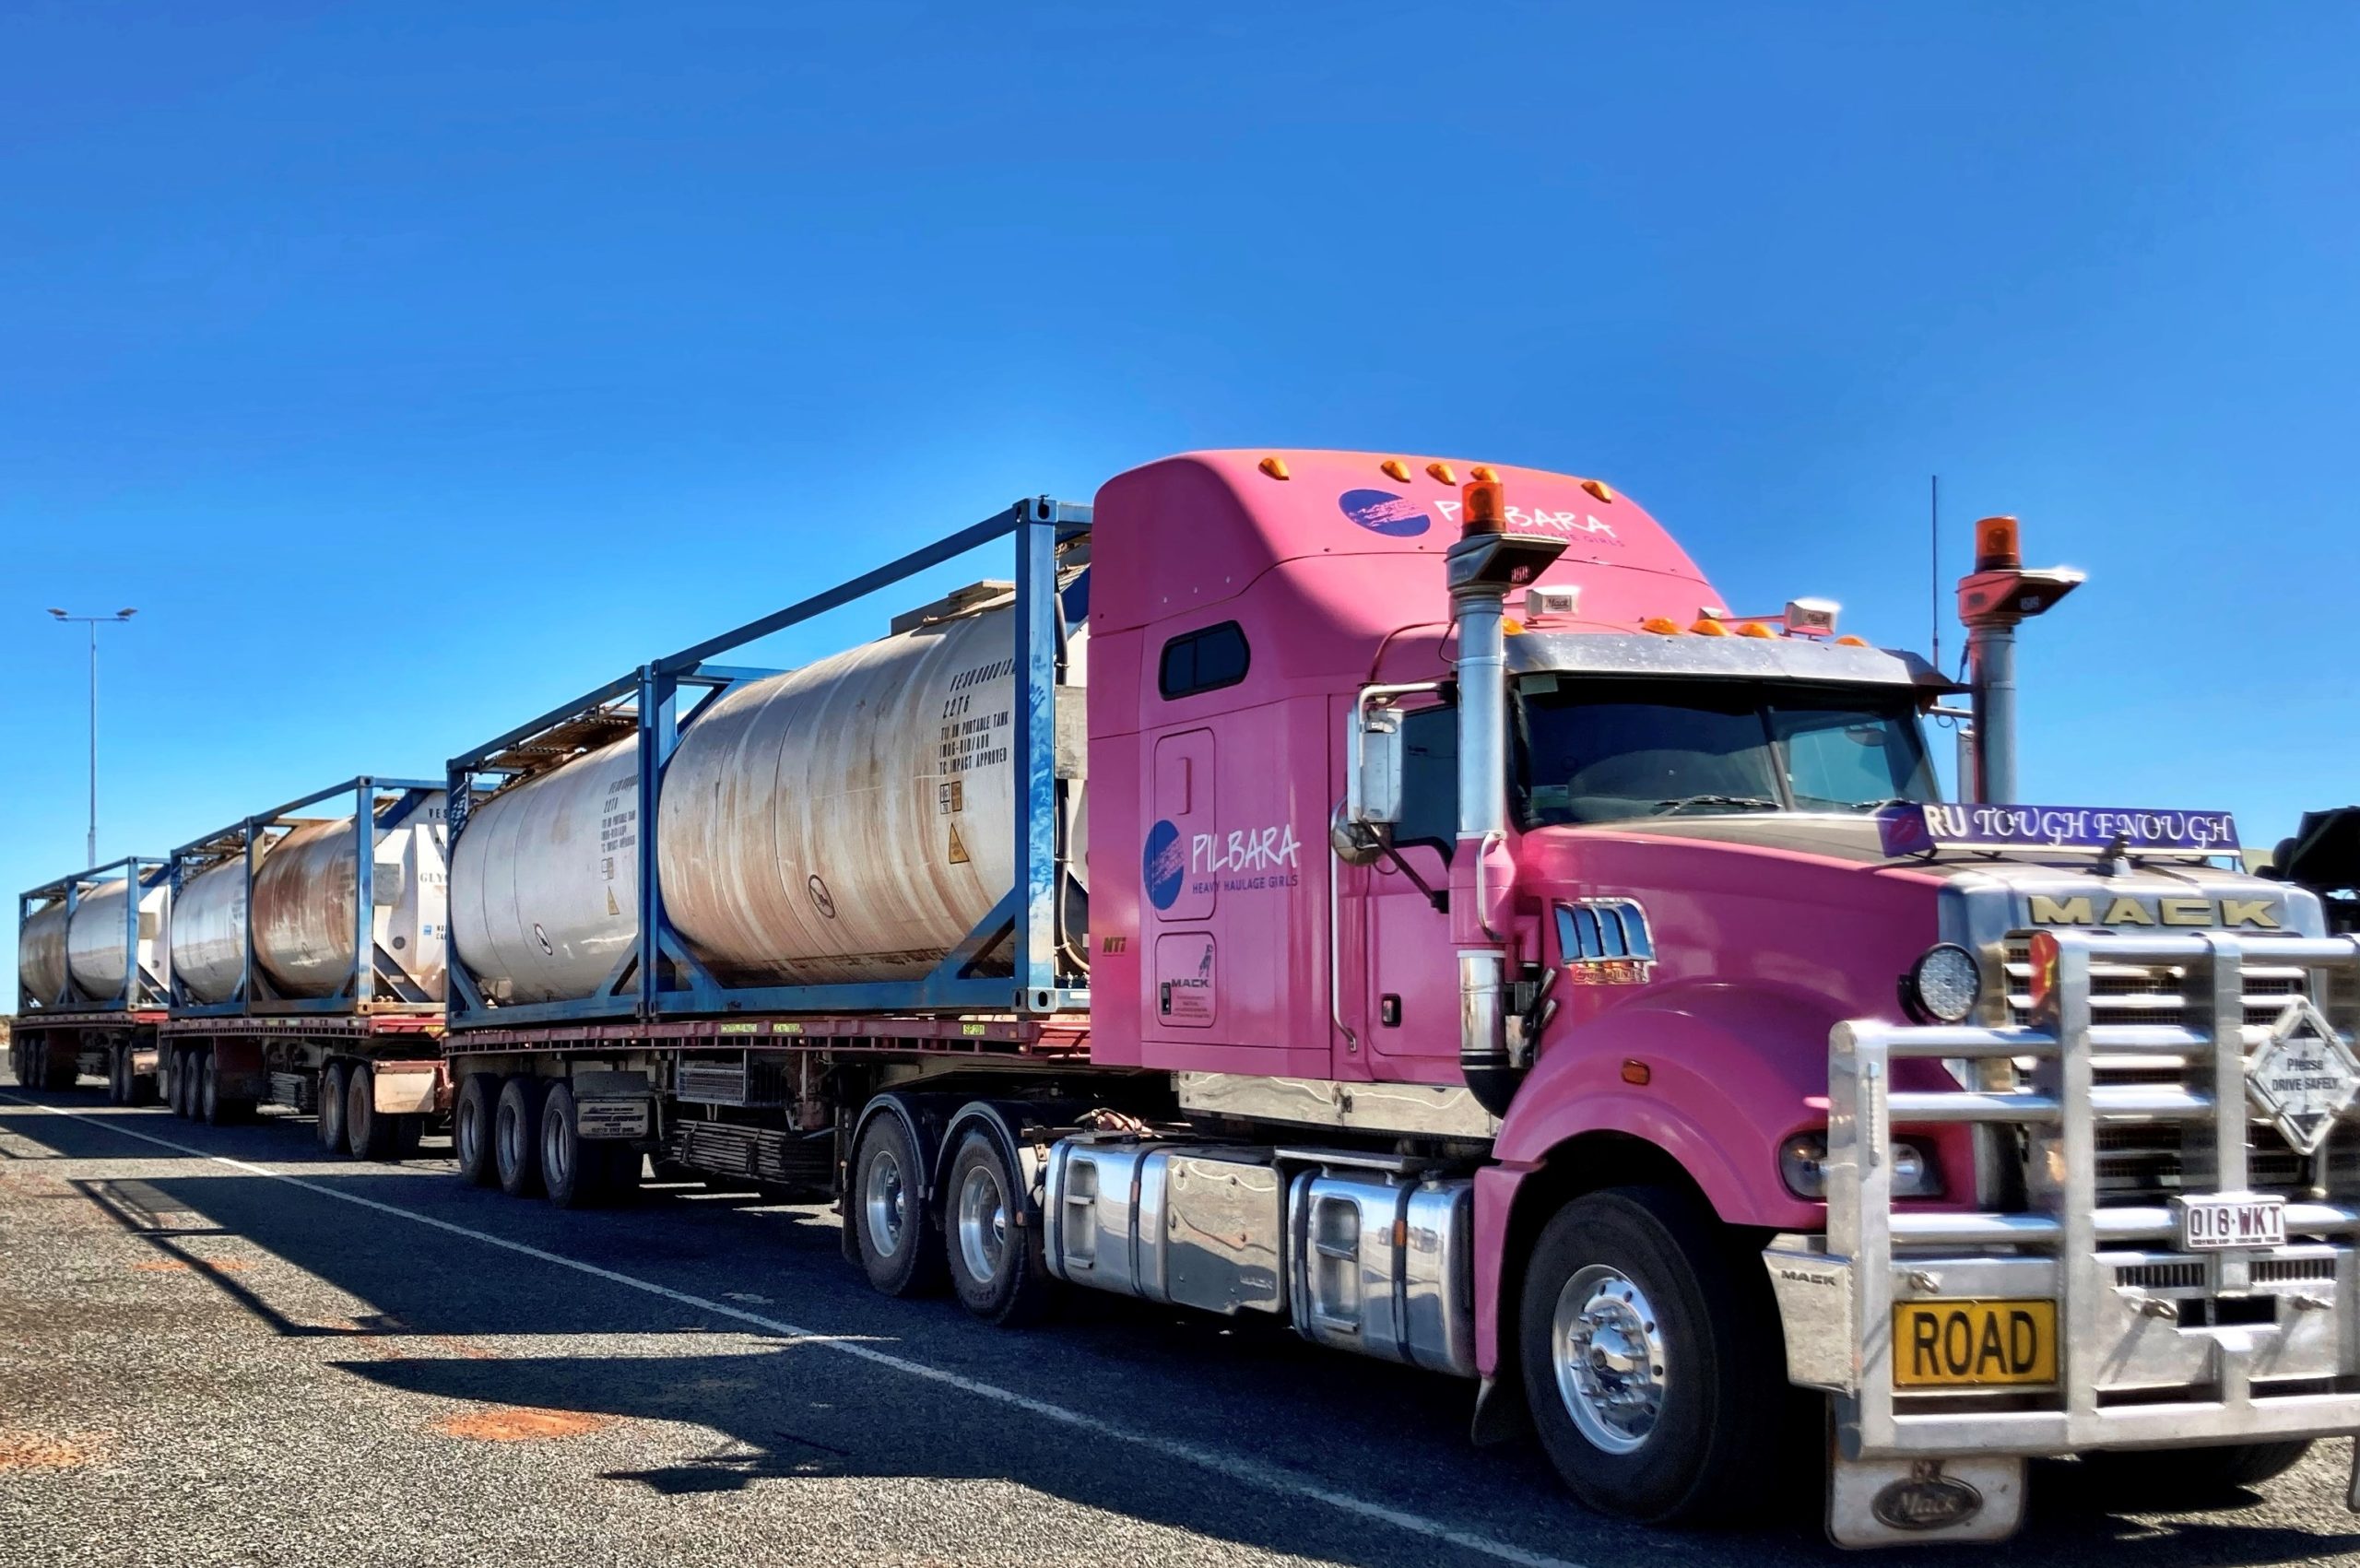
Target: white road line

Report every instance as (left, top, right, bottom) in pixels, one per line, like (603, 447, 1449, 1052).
(6, 1093, 1587, 1568)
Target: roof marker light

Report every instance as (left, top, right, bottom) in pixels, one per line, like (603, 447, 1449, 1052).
(1835, 634, 1870, 647)
(1640, 616, 1682, 635)
(1689, 616, 1729, 636)
(1257, 455, 1292, 480)
(1380, 457, 1412, 482)
(1736, 620, 1776, 638)
(1426, 461, 1456, 484)
(1581, 478, 1616, 503)
(1469, 464, 1501, 483)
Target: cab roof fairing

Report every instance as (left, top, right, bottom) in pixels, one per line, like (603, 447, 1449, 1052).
(1086, 449, 1726, 639)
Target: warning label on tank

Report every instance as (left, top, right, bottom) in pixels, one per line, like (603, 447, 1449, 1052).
(939, 662, 1012, 777)
(598, 773, 638, 880)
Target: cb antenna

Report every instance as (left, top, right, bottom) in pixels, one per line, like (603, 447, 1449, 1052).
(1929, 474, 1941, 672)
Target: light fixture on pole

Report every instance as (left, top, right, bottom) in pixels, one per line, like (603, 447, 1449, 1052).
(47, 607, 137, 868)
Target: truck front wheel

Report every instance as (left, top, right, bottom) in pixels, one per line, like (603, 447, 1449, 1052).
(2075, 1439, 2313, 1503)
(1518, 1185, 1786, 1525)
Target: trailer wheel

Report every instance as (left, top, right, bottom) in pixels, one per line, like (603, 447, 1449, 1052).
(105, 1047, 125, 1104)
(454, 1074, 499, 1186)
(540, 1084, 600, 1209)
(851, 1113, 942, 1296)
(41, 1043, 78, 1091)
(199, 1054, 221, 1125)
(169, 1049, 194, 1116)
(943, 1128, 1053, 1326)
(495, 1077, 547, 1198)
(318, 1062, 350, 1151)
(599, 1143, 644, 1199)
(1518, 1185, 1786, 1525)
(348, 1065, 398, 1161)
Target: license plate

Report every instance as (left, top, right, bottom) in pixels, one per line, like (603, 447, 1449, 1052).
(1893, 1299, 2058, 1387)
(2176, 1193, 2286, 1251)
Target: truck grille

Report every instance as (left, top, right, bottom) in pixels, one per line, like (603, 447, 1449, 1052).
(2004, 938, 2358, 1205)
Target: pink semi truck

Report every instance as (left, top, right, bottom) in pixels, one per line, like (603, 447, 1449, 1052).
(73, 447, 2360, 1545)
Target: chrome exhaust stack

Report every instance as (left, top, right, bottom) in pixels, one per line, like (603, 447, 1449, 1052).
(1446, 475, 1566, 1115)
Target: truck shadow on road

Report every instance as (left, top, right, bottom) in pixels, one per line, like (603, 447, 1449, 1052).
(15, 1094, 2360, 1568)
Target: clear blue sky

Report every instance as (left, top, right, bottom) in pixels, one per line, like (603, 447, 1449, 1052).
(5, 2, 2356, 987)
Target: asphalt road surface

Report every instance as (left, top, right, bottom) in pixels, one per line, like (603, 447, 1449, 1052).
(6, 1073, 2360, 1568)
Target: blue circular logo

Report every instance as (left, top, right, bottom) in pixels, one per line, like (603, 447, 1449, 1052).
(1339, 488, 1430, 537)
(1143, 819, 1185, 911)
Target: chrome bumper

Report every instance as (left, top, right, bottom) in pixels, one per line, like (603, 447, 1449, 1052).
(1776, 929, 2360, 1463)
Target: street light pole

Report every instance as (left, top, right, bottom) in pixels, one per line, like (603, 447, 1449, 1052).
(47, 608, 137, 867)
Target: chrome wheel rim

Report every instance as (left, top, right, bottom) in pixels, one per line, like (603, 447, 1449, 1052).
(956, 1163, 1009, 1285)
(542, 1107, 571, 1191)
(1551, 1264, 1669, 1455)
(864, 1149, 907, 1259)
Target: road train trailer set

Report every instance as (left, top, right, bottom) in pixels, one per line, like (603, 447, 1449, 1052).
(18, 448, 2360, 1545)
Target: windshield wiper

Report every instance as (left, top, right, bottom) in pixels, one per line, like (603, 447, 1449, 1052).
(1794, 794, 1918, 814)
(1650, 794, 1783, 817)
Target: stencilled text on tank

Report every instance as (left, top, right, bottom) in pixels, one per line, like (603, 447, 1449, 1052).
(598, 774, 638, 882)
(1189, 822, 1302, 896)
(939, 658, 1013, 776)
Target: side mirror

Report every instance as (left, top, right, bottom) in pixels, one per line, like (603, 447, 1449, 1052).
(1333, 705, 1404, 867)
(1351, 708, 1404, 827)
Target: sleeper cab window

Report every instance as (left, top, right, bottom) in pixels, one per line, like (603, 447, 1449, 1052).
(1158, 621, 1251, 700)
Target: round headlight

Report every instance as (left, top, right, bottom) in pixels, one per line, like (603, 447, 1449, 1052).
(1905, 943, 1981, 1024)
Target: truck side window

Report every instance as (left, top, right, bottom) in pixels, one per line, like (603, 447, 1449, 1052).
(1158, 621, 1251, 699)
(1393, 704, 1457, 859)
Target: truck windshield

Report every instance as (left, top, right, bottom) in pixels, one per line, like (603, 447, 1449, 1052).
(1515, 678, 1938, 826)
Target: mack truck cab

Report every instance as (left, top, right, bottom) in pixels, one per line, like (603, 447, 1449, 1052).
(1066, 451, 2360, 1546)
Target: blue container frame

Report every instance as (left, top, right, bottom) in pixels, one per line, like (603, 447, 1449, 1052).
(444, 495, 1092, 1032)
(17, 856, 171, 1014)
(166, 776, 447, 1019)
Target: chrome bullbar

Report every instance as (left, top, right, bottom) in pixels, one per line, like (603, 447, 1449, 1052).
(1772, 929, 2360, 1463)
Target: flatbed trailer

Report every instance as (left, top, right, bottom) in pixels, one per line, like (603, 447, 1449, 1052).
(153, 775, 453, 1156)
(9, 1008, 167, 1098)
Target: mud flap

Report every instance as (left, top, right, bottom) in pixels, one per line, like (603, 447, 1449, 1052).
(1827, 1454, 2024, 1548)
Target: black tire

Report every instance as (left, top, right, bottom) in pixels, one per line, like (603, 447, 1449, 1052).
(454, 1073, 500, 1187)
(943, 1128, 1053, 1326)
(495, 1077, 547, 1197)
(347, 1064, 396, 1161)
(1518, 1186, 1789, 1525)
(317, 1062, 349, 1150)
(199, 1053, 223, 1126)
(540, 1084, 598, 1209)
(851, 1112, 942, 1296)
(173, 1048, 197, 1117)
(599, 1143, 644, 1199)
(2075, 1440, 2314, 1504)
(107, 1048, 126, 1104)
